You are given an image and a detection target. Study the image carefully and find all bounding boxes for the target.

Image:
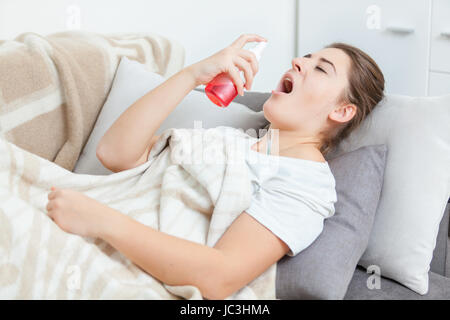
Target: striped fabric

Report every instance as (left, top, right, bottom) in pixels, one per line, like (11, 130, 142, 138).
(0, 126, 277, 299)
(0, 31, 185, 171)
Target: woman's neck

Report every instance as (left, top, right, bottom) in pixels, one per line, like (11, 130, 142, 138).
(253, 124, 324, 160)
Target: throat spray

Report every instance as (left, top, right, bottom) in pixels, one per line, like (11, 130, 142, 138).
(205, 41, 267, 107)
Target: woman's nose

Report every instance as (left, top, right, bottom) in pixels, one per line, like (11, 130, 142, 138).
(292, 57, 304, 73)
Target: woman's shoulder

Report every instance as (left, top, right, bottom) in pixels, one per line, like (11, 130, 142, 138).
(268, 148, 336, 194)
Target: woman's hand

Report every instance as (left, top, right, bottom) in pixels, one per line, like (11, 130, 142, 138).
(185, 33, 267, 96)
(46, 186, 111, 238)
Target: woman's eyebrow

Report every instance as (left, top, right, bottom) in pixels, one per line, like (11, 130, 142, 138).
(303, 53, 336, 75)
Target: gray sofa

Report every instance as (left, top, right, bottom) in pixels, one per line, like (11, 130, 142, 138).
(222, 89, 450, 300)
(344, 201, 450, 299)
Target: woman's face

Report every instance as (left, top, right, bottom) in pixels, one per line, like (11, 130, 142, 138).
(263, 47, 355, 136)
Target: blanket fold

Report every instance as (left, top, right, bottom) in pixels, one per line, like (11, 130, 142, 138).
(0, 126, 277, 299)
(0, 31, 185, 171)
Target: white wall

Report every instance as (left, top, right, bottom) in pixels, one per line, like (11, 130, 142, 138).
(0, 0, 297, 92)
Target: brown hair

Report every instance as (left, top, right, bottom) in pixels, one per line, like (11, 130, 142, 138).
(320, 43, 385, 157)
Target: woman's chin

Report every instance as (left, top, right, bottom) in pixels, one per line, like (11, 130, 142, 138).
(262, 100, 278, 123)
(263, 95, 282, 108)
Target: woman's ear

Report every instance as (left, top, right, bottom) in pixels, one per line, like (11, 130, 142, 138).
(329, 103, 357, 124)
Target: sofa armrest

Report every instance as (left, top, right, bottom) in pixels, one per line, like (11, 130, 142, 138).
(344, 266, 450, 299)
(431, 201, 449, 276)
(446, 196, 450, 243)
(193, 87, 271, 112)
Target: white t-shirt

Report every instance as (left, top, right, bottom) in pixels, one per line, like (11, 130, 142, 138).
(241, 132, 337, 257)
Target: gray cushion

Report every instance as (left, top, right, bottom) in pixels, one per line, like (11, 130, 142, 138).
(345, 266, 450, 300)
(276, 144, 387, 300)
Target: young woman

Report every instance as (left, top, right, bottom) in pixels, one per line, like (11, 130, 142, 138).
(46, 33, 385, 300)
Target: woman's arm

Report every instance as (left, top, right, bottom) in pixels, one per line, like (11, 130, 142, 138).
(99, 208, 227, 299)
(96, 67, 198, 173)
(47, 187, 288, 300)
(97, 33, 265, 173)
(100, 209, 289, 300)
(100, 210, 289, 300)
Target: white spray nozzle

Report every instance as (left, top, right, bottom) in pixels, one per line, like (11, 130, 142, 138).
(248, 41, 267, 61)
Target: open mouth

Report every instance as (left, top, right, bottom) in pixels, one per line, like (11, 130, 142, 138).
(274, 76, 294, 95)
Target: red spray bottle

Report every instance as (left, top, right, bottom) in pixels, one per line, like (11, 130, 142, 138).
(205, 41, 267, 107)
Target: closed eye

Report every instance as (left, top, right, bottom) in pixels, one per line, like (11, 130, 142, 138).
(316, 66, 327, 74)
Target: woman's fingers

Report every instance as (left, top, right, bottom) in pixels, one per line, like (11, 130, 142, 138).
(231, 33, 267, 49)
(48, 186, 58, 198)
(238, 48, 258, 75)
(46, 198, 54, 211)
(47, 190, 60, 201)
(228, 66, 245, 96)
(233, 55, 254, 90)
(228, 34, 266, 92)
(46, 204, 54, 220)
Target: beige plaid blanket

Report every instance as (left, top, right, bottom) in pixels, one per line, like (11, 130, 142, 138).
(0, 126, 277, 299)
(0, 31, 185, 171)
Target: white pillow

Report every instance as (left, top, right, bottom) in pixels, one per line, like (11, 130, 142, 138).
(74, 57, 268, 175)
(327, 93, 450, 295)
